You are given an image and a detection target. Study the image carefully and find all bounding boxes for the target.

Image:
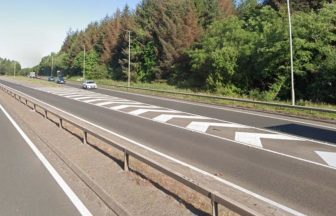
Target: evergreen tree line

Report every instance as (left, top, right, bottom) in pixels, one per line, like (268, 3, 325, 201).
(33, 0, 335, 103)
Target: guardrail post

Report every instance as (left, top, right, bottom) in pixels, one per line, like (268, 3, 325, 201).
(124, 150, 129, 171)
(44, 110, 47, 119)
(33, 104, 36, 111)
(83, 131, 88, 145)
(211, 195, 219, 216)
(59, 118, 63, 129)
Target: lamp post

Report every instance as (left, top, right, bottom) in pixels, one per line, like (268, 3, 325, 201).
(128, 30, 131, 88)
(13, 62, 16, 77)
(51, 54, 54, 77)
(121, 29, 131, 88)
(83, 45, 86, 80)
(287, 0, 295, 106)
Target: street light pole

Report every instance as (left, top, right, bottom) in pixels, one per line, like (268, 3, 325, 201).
(287, 0, 295, 106)
(128, 30, 131, 88)
(83, 45, 86, 80)
(51, 54, 54, 77)
(13, 62, 16, 77)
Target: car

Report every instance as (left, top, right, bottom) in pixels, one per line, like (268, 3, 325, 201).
(82, 80, 97, 89)
(48, 76, 54, 81)
(56, 77, 65, 84)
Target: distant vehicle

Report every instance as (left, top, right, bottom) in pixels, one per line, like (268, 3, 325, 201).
(82, 80, 97, 89)
(29, 72, 36, 78)
(56, 77, 65, 84)
(48, 76, 54, 81)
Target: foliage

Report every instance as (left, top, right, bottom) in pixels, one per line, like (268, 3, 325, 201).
(30, 0, 336, 104)
(0, 58, 21, 76)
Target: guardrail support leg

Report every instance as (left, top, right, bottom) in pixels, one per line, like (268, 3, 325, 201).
(124, 150, 129, 171)
(59, 118, 63, 129)
(33, 104, 36, 111)
(44, 110, 47, 119)
(211, 199, 218, 216)
(83, 131, 87, 145)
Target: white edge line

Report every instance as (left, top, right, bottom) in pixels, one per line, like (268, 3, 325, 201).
(37, 85, 336, 170)
(3, 82, 336, 170)
(96, 84, 336, 134)
(0, 83, 305, 216)
(0, 104, 92, 216)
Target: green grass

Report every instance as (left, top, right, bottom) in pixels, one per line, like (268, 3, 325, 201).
(67, 76, 336, 121)
(3, 76, 60, 87)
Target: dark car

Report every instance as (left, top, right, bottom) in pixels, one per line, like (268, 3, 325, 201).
(56, 77, 65, 84)
(48, 76, 54, 81)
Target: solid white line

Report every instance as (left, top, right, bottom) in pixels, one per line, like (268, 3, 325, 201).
(99, 85, 336, 131)
(1, 84, 305, 215)
(27, 85, 336, 169)
(97, 86, 336, 148)
(0, 104, 92, 216)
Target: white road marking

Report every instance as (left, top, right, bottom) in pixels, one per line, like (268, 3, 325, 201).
(98, 85, 336, 133)
(0, 87, 304, 216)
(18, 85, 336, 170)
(64, 94, 86, 98)
(82, 99, 109, 103)
(0, 104, 92, 216)
(58, 93, 83, 96)
(186, 122, 250, 133)
(73, 96, 99, 100)
(315, 151, 336, 167)
(129, 109, 180, 116)
(111, 104, 158, 110)
(94, 101, 117, 106)
(235, 132, 304, 148)
(153, 114, 210, 123)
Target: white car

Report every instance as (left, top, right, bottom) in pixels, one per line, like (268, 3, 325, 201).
(82, 80, 97, 89)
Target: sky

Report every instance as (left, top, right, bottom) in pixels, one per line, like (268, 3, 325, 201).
(0, 0, 140, 68)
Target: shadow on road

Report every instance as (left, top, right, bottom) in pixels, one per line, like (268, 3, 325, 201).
(267, 124, 336, 144)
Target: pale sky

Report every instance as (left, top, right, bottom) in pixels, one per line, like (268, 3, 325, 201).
(0, 0, 140, 68)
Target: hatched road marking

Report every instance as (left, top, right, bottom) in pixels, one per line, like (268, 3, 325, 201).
(187, 122, 250, 133)
(33, 86, 336, 168)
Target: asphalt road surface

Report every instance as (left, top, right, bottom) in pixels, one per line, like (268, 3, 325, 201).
(0, 103, 81, 216)
(1, 79, 336, 216)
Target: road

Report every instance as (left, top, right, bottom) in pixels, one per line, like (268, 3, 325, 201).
(1, 79, 336, 216)
(0, 103, 83, 215)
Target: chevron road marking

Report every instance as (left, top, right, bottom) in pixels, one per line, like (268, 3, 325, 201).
(315, 151, 336, 167)
(153, 114, 209, 123)
(73, 96, 101, 100)
(186, 122, 250, 133)
(108, 102, 143, 108)
(82, 98, 110, 103)
(64, 94, 86, 98)
(94, 101, 118, 106)
(129, 109, 180, 116)
(58, 93, 84, 96)
(111, 104, 158, 110)
(6, 86, 305, 215)
(235, 132, 304, 148)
